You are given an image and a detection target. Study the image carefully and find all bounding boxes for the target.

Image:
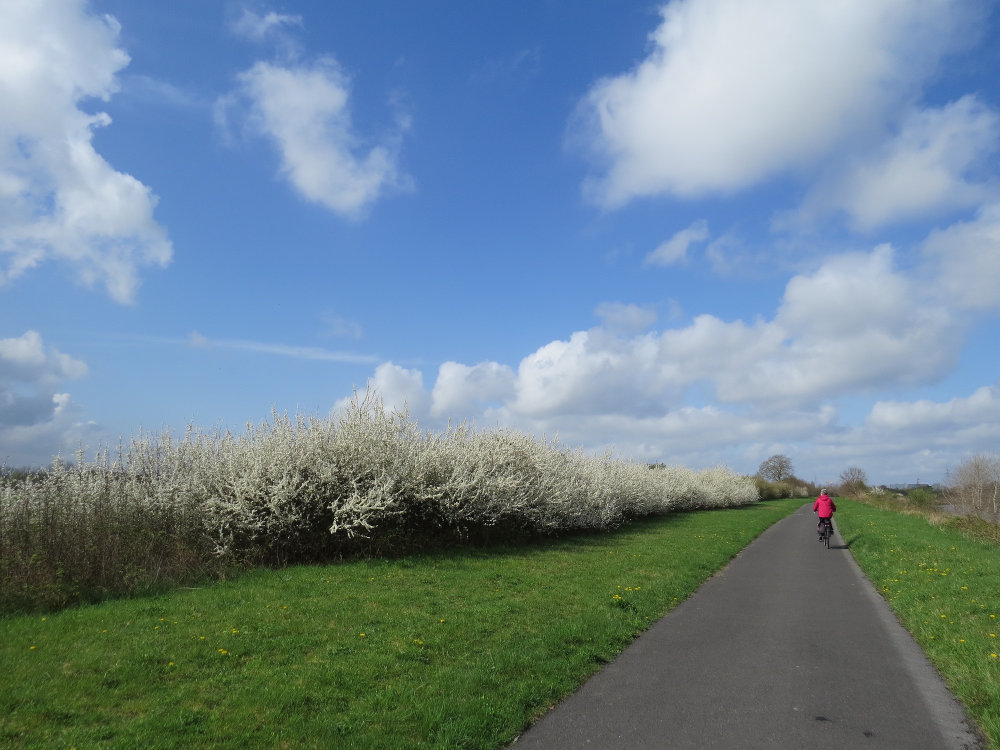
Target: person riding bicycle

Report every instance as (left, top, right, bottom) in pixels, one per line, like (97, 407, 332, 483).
(813, 489, 836, 540)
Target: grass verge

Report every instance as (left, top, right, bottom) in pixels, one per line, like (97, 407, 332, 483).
(0, 499, 800, 749)
(837, 499, 1000, 749)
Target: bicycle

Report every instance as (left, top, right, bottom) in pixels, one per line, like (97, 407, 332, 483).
(818, 518, 833, 548)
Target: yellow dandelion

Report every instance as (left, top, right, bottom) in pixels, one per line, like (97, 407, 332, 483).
(218, 649, 228, 655)
(168, 662, 175, 666)
(359, 633, 366, 638)
(29, 646, 36, 650)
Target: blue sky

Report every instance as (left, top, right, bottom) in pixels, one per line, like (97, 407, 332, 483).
(2, 0, 1000, 486)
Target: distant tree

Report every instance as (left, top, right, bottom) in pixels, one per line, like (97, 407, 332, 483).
(839, 466, 868, 495)
(951, 454, 1000, 516)
(758, 454, 793, 482)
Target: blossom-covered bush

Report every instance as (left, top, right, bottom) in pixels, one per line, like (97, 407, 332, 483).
(0, 389, 758, 610)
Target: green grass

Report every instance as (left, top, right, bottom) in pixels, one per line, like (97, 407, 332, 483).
(837, 499, 1000, 749)
(0, 499, 801, 749)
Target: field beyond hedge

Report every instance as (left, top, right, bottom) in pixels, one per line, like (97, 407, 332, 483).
(0, 499, 802, 749)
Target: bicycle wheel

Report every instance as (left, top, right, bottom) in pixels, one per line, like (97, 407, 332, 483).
(824, 523, 831, 548)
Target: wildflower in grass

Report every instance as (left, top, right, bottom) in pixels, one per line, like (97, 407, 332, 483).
(29, 646, 35, 650)
(359, 633, 366, 638)
(218, 649, 228, 655)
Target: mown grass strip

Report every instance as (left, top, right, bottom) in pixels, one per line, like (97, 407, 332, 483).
(837, 500, 1000, 749)
(0, 499, 800, 749)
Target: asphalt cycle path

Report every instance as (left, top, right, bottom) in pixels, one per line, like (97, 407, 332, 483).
(512, 503, 985, 749)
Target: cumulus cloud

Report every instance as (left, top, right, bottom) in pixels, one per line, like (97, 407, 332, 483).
(0, 331, 89, 466)
(575, 0, 978, 206)
(923, 202, 1000, 311)
(430, 361, 516, 417)
(222, 55, 410, 218)
(791, 96, 1000, 231)
(0, 0, 173, 303)
(355, 362, 429, 417)
(341, 240, 974, 478)
(644, 220, 709, 266)
(394, 245, 958, 419)
(866, 383, 1000, 433)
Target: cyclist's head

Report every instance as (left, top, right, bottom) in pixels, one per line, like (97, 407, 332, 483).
(820, 488, 827, 495)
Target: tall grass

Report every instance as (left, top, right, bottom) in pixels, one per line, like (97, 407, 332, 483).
(0, 389, 758, 612)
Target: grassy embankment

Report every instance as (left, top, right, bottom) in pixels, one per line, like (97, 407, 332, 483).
(837, 499, 1000, 749)
(0, 499, 801, 749)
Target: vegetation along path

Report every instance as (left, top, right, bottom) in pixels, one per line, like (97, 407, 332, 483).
(512, 503, 985, 749)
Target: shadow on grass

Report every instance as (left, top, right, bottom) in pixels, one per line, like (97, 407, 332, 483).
(831, 534, 860, 550)
(3, 502, 790, 617)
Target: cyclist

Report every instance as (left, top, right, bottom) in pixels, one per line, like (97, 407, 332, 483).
(813, 489, 836, 541)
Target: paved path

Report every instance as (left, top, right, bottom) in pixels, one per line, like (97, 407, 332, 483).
(512, 503, 984, 749)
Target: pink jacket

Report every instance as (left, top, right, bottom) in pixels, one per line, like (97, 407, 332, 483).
(813, 494, 836, 518)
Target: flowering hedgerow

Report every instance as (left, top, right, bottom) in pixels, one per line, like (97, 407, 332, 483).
(0, 388, 757, 611)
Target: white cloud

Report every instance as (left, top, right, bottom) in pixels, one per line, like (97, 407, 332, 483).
(793, 96, 1000, 231)
(230, 7, 303, 41)
(355, 245, 959, 425)
(0, 0, 173, 303)
(341, 240, 977, 480)
(594, 302, 658, 334)
(716, 245, 959, 405)
(225, 57, 410, 218)
(0, 331, 88, 384)
(644, 220, 709, 266)
(575, 0, 978, 206)
(0, 331, 90, 466)
(430, 361, 516, 417)
(866, 383, 1000, 433)
(923, 201, 1000, 311)
(369, 362, 429, 416)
